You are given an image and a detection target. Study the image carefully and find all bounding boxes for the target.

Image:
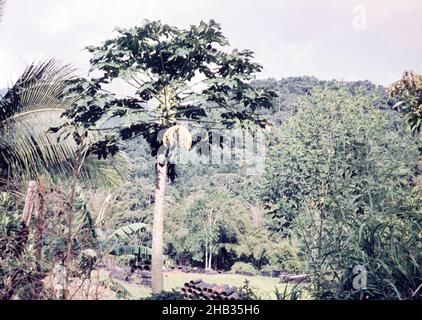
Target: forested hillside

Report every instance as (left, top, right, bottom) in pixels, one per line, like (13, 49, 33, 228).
(100, 77, 421, 299)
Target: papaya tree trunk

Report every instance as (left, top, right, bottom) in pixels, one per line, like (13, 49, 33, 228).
(151, 162, 167, 294)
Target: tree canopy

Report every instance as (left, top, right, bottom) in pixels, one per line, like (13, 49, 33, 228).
(387, 71, 422, 134)
(61, 20, 276, 163)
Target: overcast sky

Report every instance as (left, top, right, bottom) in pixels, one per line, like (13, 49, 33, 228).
(0, 0, 421, 87)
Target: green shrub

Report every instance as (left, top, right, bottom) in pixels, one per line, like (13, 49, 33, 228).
(267, 240, 303, 273)
(142, 289, 185, 300)
(230, 262, 257, 275)
(164, 256, 176, 268)
(259, 264, 275, 273)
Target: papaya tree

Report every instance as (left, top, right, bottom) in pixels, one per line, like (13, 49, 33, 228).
(61, 20, 275, 293)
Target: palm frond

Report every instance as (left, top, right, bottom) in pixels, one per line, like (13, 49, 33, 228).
(0, 59, 131, 187)
(0, 109, 75, 179)
(0, 108, 132, 186)
(0, 59, 73, 121)
(80, 151, 132, 188)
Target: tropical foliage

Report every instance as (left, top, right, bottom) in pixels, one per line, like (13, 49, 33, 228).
(263, 87, 422, 299)
(1, 9, 421, 300)
(387, 71, 422, 134)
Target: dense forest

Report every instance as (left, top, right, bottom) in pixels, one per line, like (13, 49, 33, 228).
(0, 4, 421, 300)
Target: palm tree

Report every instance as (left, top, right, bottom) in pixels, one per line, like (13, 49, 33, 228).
(0, 59, 129, 189)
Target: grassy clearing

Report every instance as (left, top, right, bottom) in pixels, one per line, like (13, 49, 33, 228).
(113, 271, 307, 300)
